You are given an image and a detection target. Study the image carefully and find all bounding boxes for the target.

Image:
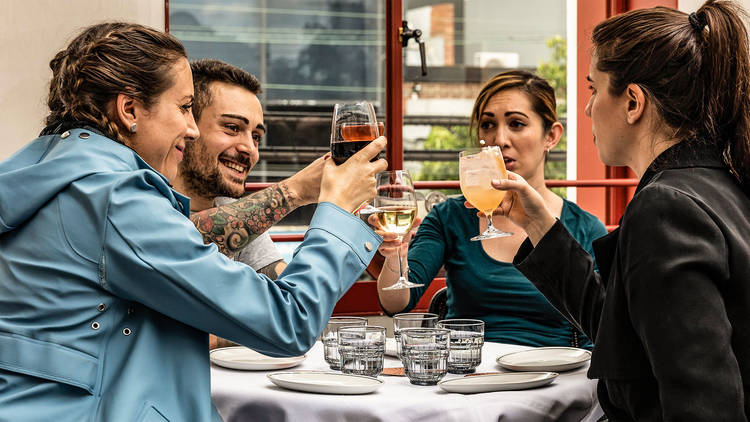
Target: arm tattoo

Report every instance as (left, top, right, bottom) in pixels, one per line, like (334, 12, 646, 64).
(191, 183, 296, 258)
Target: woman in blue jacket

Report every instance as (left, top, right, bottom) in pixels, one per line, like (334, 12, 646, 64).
(0, 22, 386, 421)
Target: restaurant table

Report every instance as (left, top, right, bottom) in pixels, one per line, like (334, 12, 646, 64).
(211, 341, 603, 422)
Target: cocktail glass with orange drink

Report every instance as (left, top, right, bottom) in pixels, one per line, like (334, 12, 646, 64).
(459, 146, 513, 241)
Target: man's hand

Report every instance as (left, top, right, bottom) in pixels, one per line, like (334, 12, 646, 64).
(280, 154, 328, 207)
(318, 137, 388, 212)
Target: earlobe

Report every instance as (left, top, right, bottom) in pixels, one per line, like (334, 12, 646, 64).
(544, 121, 564, 150)
(114, 93, 137, 132)
(625, 83, 646, 125)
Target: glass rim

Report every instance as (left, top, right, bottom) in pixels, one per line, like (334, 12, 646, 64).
(375, 169, 411, 177)
(337, 325, 385, 333)
(393, 312, 438, 320)
(437, 319, 485, 327)
(399, 327, 451, 337)
(459, 146, 502, 158)
(328, 316, 367, 324)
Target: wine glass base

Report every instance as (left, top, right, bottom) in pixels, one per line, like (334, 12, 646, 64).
(382, 281, 424, 290)
(470, 231, 513, 241)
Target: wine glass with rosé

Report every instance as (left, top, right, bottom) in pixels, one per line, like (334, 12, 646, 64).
(330, 102, 384, 164)
(459, 146, 513, 240)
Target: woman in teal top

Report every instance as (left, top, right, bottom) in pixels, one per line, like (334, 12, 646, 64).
(376, 70, 607, 348)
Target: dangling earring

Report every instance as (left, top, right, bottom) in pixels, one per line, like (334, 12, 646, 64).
(544, 147, 550, 161)
(129, 122, 138, 133)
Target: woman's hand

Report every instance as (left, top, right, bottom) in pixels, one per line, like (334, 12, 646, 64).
(490, 171, 556, 245)
(368, 215, 422, 259)
(318, 137, 388, 212)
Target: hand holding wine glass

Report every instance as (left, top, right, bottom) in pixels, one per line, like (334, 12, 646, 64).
(459, 146, 513, 241)
(373, 170, 423, 290)
(318, 137, 387, 213)
(330, 102, 384, 165)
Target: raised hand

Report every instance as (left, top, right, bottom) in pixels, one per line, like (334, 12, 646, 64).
(281, 154, 328, 207)
(490, 171, 556, 245)
(369, 214, 422, 258)
(318, 136, 388, 212)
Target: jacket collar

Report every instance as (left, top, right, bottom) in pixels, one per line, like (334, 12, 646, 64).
(635, 140, 726, 194)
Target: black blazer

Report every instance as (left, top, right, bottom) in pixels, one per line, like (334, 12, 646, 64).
(515, 141, 750, 421)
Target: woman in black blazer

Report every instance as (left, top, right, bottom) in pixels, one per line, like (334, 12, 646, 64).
(493, 1, 750, 420)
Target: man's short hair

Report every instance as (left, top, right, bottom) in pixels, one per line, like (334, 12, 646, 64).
(190, 59, 262, 121)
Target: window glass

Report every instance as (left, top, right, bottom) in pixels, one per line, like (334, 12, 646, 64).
(402, 0, 568, 198)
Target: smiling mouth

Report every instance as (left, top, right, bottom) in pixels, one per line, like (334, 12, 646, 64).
(220, 159, 247, 175)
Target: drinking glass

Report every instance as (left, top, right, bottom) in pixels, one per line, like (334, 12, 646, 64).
(459, 146, 512, 240)
(330, 102, 383, 165)
(374, 170, 423, 290)
(393, 312, 438, 360)
(322, 316, 367, 370)
(400, 328, 450, 385)
(338, 325, 386, 377)
(437, 319, 485, 374)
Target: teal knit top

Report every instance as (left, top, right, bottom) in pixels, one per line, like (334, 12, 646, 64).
(403, 196, 607, 349)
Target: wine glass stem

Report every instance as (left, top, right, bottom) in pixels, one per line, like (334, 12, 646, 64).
(485, 213, 496, 232)
(397, 237, 406, 281)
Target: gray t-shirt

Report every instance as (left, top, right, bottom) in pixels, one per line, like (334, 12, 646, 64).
(213, 196, 284, 270)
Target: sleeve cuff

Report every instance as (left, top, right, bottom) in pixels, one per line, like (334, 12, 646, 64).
(309, 202, 383, 265)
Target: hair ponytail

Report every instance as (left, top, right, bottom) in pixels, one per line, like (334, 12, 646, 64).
(696, 1, 750, 185)
(593, 0, 750, 187)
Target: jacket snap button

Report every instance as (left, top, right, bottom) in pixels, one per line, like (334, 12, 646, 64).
(79, 132, 90, 139)
(91, 322, 100, 330)
(97, 303, 106, 312)
(60, 131, 70, 139)
(364, 241, 373, 252)
(122, 328, 132, 336)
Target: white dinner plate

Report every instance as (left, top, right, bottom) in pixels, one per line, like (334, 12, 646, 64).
(438, 372, 558, 393)
(210, 346, 306, 371)
(267, 371, 384, 395)
(385, 337, 398, 357)
(496, 347, 591, 372)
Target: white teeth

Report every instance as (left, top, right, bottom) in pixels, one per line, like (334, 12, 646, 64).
(222, 160, 246, 173)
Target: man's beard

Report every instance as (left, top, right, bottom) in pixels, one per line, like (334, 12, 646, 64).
(179, 142, 246, 200)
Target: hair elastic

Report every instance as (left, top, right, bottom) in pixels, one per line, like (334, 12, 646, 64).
(689, 12, 704, 32)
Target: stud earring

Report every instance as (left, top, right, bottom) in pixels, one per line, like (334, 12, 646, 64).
(129, 122, 138, 133)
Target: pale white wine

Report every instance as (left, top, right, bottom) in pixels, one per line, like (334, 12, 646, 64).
(376, 206, 417, 236)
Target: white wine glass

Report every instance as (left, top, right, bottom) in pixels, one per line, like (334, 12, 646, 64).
(374, 170, 423, 290)
(459, 146, 512, 241)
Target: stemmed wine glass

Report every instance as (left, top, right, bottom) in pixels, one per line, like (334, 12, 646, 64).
(330, 102, 382, 165)
(374, 170, 423, 290)
(459, 146, 513, 240)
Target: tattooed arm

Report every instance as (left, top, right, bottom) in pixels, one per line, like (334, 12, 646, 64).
(191, 183, 297, 258)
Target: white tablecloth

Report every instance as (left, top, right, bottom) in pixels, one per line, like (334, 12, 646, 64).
(211, 341, 603, 422)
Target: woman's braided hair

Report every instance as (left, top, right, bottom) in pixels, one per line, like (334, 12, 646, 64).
(45, 22, 186, 143)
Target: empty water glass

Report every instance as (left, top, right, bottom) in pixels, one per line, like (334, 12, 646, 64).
(437, 319, 485, 374)
(338, 325, 386, 377)
(323, 316, 367, 370)
(393, 312, 438, 360)
(400, 328, 450, 385)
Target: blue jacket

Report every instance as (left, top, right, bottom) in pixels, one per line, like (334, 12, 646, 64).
(0, 128, 381, 421)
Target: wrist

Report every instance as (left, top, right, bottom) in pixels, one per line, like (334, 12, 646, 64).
(278, 180, 301, 209)
(526, 214, 557, 246)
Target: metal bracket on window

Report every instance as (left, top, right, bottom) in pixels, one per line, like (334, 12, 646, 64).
(399, 20, 427, 76)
